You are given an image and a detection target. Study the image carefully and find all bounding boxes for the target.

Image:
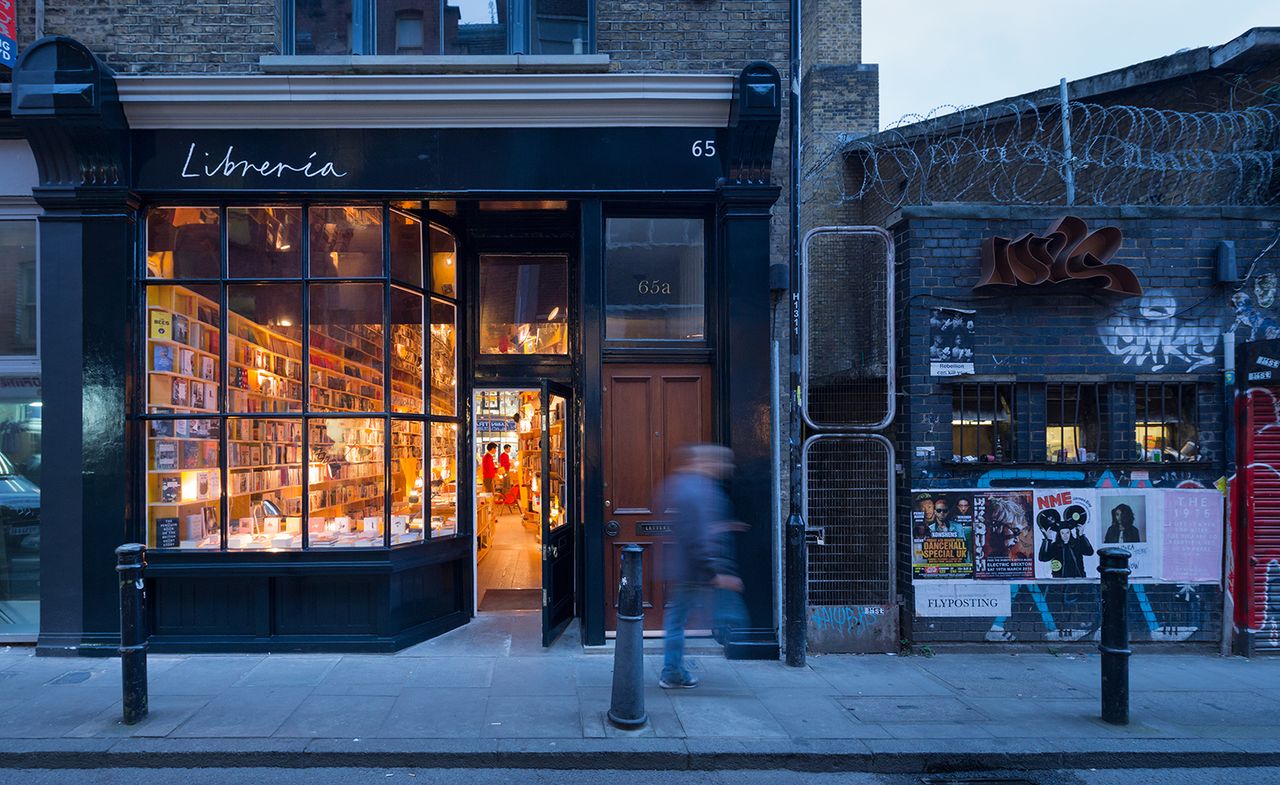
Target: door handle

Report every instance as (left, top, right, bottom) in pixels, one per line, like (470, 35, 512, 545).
(605, 499, 611, 508)
(605, 520, 620, 537)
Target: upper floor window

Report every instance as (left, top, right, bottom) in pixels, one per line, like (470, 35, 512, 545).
(288, 0, 593, 56)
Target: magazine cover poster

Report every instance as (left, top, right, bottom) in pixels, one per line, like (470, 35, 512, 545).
(911, 491, 975, 578)
(1099, 491, 1157, 579)
(973, 490, 1034, 579)
(1033, 489, 1100, 580)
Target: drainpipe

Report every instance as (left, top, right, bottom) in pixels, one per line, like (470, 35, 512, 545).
(783, 0, 806, 666)
(35, 0, 44, 38)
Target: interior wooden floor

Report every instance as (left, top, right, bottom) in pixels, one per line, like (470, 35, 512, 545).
(477, 512, 541, 594)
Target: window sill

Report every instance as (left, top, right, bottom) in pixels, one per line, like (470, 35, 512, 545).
(260, 54, 612, 75)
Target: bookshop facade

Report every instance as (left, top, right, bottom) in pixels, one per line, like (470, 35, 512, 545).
(12, 37, 782, 654)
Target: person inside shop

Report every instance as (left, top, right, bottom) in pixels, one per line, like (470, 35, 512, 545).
(657, 444, 745, 690)
(481, 442, 499, 494)
(500, 444, 514, 473)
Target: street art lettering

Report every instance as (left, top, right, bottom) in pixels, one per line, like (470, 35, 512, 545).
(1263, 561, 1280, 649)
(975, 216, 1142, 296)
(808, 605, 889, 639)
(1096, 289, 1220, 371)
(1231, 292, 1280, 341)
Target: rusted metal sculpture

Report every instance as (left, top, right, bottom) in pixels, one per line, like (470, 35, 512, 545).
(976, 216, 1142, 296)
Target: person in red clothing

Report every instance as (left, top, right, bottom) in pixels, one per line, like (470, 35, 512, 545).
(499, 444, 513, 472)
(481, 442, 499, 493)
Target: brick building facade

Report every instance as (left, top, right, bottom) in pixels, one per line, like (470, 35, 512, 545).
(801, 29, 1280, 651)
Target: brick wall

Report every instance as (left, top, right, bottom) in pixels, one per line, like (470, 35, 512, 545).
(893, 205, 1280, 645)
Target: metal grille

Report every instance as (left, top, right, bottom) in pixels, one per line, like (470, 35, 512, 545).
(1045, 382, 1108, 463)
(801, 227, 894, 430)
(802, 434, 895, 606)
(1134, 381, 1202, 463)
(951, 382, 1020, 463)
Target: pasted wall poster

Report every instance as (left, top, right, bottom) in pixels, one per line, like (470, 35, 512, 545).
(1032, 489, 1099, 580)
(1161, 489, 1224, 583)
(911, 491, 974, 578)
(971, 490, 1035, 579)
(929, 307, 975, 376)
(1098, 491, 1159, 579)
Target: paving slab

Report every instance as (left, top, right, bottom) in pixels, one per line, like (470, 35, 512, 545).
(65, 695, 213, 738)
(483, 695, 582, 738)
(146, 656, 267, 695)
(274, 694, 397, 738)
(667, 694, 788, 738)
(837, 695, 987, 724)
(233, 655, 340, 688)
(755, 689, 876, 739)
(401, 656, 495, 689)
(167, 686, 312, 738)
(378, 688, 490, 738)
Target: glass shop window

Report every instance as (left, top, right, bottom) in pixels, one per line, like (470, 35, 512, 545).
(478, 254, 569, 355)
(604, 217, 706, 342)
(532, 0, 589, 54)
(1135, 382, 1201, 462)
(951, 384, 1015, 463)
(1046, 383, 1107, 463)
(142, 205, 460, 552)
(0, 222, 37, 355)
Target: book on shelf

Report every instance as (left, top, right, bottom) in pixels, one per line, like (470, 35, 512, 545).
(197, 471, 210, 500)
(149, 310, 173, 341)
(153, 345, 174, 373)
(179, 348, 195, 377)
(151, 419, 174, 438)
(160, 476, 180, 503)
(181, 441, 201, 470)
(155, 441, 178, 470)
(200, 356, 216, 381)
(171, 378, 188, 406)
(191, 380, 206, 409)
(156, 517, 180, 548)
(173, 313, 189, 344)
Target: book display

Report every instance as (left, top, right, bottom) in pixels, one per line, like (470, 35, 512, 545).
(143, 205, 461, 551)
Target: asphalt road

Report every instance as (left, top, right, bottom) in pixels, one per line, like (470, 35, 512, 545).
(2, 770, 1280, 785)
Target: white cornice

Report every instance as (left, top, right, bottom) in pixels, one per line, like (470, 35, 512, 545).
(115, 73, 736, 129)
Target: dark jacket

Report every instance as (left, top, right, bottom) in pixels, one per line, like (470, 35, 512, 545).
(659, 470, 731, 585)
(1103, 523, 1141, 544)
(1038, 532, 1095, 578)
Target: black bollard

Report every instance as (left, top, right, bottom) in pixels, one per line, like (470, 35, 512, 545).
(1097, 547, 1131, 725)
(608, 544, 648, 729)
(116, 544, 149, 725)
(784, 513, 807, 667)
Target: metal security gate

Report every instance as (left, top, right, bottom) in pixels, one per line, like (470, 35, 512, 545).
(799, 228, 896, 653)
(1240, 381, 1280, 653)
(802, 434, 896, 652)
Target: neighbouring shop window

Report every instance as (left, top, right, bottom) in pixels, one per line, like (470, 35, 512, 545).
(142, 205, 461, 551)
(288, 0, 592, 56)
(0, 222, 37, 355)
(1135, 382, 1201, 462)
(604, 217, 706, 342)
(478, 254, 569, 355)
(1046, 382, 1107, 463)
(951, 383, 1015, 463)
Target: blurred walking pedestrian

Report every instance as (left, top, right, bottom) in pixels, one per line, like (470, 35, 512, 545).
(657, 444, 746, 689)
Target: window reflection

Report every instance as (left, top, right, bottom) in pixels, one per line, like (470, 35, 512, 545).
(605, 218, 705, 341)
(429, 223, 457, 298)
(228, 207, 302, 279)
(146, 207, 220, 279)
(479, 254, 568, 354)
(532, 0, 588, 54)
(0, 222, 37, 355)
(309, 283, 385, 413)
(293, 0, 352, 55)
(430, 299, 457, 415)
(445, 0, 507, 55)
(309, 206, 384, 278)
(227, 285, 303, 413)
(390, 210, 424, 287)
(391, 288, 424, 414)
(0, 388, 41, 637)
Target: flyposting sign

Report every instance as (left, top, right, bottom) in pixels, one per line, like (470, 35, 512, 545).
(0, 0, 16, 69)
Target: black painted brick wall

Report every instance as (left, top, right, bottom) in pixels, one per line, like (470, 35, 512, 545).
(894, 206, 1279, 644)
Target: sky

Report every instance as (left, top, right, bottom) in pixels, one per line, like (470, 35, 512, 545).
(862, 1, 1279, 130)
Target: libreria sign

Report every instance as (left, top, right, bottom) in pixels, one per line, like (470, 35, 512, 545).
(181, 144, 348, 180)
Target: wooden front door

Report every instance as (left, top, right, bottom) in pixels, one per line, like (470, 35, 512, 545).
(603, 364, 712, 632)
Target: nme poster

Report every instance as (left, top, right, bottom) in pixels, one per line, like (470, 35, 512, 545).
(911, 491, 974, 578)
(1098, 491, 1158, 579)
(1032, 489, 1100, 580)
(972, 490, 1034, 579)
(1161, 489, 1223, 583)
(929, 308, 975, 377)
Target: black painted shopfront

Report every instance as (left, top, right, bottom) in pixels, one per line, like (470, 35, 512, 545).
(12, 37, 782, 655)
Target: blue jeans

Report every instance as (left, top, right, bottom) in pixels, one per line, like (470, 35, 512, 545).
(662, 583, 703, 681)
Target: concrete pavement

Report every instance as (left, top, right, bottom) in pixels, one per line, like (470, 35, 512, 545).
(2, 611, 1280, 772)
